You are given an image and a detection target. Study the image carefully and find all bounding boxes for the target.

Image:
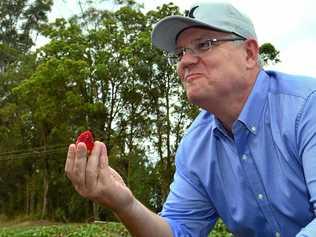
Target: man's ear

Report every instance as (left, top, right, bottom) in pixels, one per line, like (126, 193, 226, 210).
(244, 38, 260, 69)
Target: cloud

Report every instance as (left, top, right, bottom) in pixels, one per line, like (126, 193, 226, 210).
(267, 38, 316, 76)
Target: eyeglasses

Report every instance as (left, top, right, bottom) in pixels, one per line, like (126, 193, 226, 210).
(168, 37, 246, 64)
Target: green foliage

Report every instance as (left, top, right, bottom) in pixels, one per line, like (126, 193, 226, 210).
(259, 42, 281, 66)
(0, 222, 130, 237)
(0, 0, 53, 72)
(1, 0, 190, 222)
(0, 221, 231, 236)
(210, 219, 232, 237)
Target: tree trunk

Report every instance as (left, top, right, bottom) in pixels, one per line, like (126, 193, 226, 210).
(26, 181, 30, 215)
(41, 141, 49, 219)
(41, 164, 49, 219)
(93, 202, 100, 221)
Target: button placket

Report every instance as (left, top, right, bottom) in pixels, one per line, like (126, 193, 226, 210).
(238, 149, 281, 234)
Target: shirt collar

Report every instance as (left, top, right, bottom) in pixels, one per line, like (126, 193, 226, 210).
(237, 69, 270, 135)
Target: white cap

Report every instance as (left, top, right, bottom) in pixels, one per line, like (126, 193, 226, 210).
(152, 1, 257, 53)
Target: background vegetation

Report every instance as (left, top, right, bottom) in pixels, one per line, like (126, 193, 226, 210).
(0, 0, 279, 235)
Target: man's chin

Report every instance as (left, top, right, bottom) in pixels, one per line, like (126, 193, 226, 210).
(187, 94, 202, 106)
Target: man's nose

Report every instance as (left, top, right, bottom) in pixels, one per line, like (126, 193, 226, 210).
(178, 51, 199, 68)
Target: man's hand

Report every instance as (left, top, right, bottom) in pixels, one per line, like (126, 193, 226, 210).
(65, 141, 172, 237)
(65, 141, 134, 214)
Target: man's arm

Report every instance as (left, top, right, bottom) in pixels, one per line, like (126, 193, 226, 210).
(115, 198, 172, 237)
(65, 141, 172, 237)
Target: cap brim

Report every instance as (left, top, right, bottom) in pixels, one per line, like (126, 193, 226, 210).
(151, 16, 230, 53)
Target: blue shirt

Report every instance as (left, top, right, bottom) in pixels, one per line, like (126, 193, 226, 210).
(160, 70, 316, 237)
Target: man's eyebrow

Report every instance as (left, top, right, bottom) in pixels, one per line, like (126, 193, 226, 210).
(176, 35, 207, 48)
(176, 32, 228, 48)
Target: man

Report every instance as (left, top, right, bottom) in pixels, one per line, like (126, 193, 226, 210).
(65, 1, 316, 236)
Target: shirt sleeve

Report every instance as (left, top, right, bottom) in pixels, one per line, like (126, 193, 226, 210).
(296, 91, 316, 237)
(159, 163, 218, 237)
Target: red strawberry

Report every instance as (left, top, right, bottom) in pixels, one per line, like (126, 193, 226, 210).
(76, 130, 94, 155)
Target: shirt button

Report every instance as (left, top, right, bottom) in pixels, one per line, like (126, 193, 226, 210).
(242, 154, 247, 160)
(257, 194, 264, 200)
(251, 126, 256, 133)
(275, 232, 281, 237)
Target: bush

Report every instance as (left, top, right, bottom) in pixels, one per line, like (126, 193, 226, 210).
(211, 219, 232, 236)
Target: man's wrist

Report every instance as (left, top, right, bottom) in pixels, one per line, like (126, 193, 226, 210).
(113, 196, 138, 219)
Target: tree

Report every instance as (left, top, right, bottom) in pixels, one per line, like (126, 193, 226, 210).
(0, 0, 53, 71)
(259, 42, 281, 66)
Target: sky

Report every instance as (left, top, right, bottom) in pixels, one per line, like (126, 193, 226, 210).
(46, 0, 316, 77)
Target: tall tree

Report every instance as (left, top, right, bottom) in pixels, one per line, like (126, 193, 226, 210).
(0, 0, 53, 71)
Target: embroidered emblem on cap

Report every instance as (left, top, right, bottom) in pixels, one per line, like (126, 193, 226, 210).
(185, 6, 198, 18)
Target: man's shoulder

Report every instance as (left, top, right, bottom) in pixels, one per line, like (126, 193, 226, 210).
(266, 70, 316, 98)
(185, 110, 214, 136)
(175, 110, 216, 172)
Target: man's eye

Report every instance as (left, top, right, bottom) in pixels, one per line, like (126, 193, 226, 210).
(197, 41, 211, 50)
(176, 49, 185, 59)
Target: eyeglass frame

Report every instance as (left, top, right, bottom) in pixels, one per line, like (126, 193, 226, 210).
(167, 35, 246, 64)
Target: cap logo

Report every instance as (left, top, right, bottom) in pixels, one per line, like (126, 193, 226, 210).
(185, 6, 199, 18)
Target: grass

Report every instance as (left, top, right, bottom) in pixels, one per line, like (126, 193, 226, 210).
(0, 219, 232, 237)
(0, 222, 130, 237)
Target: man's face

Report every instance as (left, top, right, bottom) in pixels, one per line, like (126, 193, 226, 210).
(176, 27, 251, 110)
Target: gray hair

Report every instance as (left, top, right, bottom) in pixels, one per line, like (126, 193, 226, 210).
(231, 36, 262, 68)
